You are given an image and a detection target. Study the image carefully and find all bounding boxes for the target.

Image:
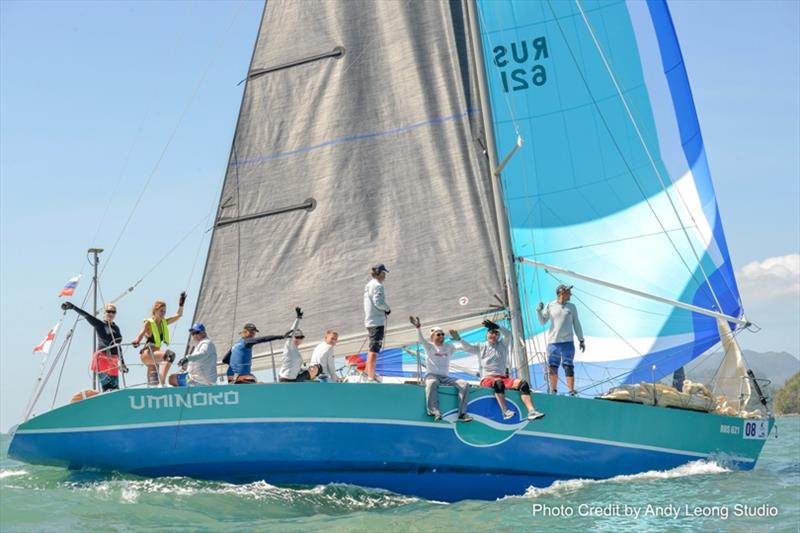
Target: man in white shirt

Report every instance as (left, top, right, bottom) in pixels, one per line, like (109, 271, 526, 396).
(170, 323, 217, 387)
(411, 317, 472, 422)
(537, 284, 585, 396)
(311, 330, 339, 382)
(363, 263, 391, 381)
(279, 309, 316, 382)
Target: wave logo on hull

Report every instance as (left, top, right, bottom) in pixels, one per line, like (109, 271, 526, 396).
(443, 396, 528, 447)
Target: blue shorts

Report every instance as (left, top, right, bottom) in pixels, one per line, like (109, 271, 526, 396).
(98, 372, 119, 392)
(547, 342, 575, 368)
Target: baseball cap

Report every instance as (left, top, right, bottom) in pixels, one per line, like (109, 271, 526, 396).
(430, 326, 445, 335)
(292, 329, 305, 338)
(243, 323, 259, 333)
(556, 284, 573, 294)
(371, 263, 389, 273)
(189, 323, 206, 334)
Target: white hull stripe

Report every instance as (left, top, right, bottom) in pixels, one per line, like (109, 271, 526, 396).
(16, 417, 755, 463)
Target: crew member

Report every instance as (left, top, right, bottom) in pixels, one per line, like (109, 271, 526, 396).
(411, 316, 472, 422)
(226, 319, 287, 384)
(310, 330, 340, 382)
(363, 263, 390, 381)
(537, 284, 585, 396)
(132, 293, 185, 386)
(169, 323, 217, 387)
(452, 320, 544, 421)
(61, 301, 123, 392)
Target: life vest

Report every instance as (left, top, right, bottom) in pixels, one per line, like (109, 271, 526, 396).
(147, 318, 170, 349)
(70, 389, 99, 403)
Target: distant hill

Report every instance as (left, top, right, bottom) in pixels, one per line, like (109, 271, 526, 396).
(685, 350, 800, 391)
(775, 372, 800, 415)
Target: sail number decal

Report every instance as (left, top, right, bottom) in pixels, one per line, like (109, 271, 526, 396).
(492, 37, 549, 93)
(742, 420, 768, 440)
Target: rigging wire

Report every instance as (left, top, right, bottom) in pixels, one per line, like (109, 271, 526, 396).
(106, 212, 213, 305)
(51, 328, 77, 409)
(533, 226, 697, 257)
(100, 2, 247, 278)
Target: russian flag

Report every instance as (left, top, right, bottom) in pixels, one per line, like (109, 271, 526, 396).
(33, 321, 61, 354)
(58, 275, 81, 297)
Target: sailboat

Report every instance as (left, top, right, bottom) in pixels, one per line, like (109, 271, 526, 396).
(8, 0, 773, 502)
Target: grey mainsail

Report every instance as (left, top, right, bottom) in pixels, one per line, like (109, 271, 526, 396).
(195, 0, 506, 368)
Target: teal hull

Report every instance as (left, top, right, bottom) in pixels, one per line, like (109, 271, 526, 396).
(8, 383, 772, 501)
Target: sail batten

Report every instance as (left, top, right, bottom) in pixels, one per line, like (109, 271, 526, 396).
(195, 0, 507, 361)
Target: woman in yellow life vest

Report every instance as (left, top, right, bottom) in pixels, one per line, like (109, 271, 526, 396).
(132, 292, 186, 386)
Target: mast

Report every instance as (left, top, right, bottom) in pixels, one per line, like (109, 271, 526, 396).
(465, 0, 529, 382)
(88, 247, 103, 389)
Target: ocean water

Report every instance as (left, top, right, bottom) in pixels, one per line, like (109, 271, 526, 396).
(1, 417, 798, 532)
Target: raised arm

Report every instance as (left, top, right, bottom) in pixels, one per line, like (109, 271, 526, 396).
(499, 325, 512, 349)
(165, 292, 186, 325)
(61, 302, 103, 329)
(416, 327, 434, 353)
(246, 334, 286, 347)
(450, 329, 479, 354)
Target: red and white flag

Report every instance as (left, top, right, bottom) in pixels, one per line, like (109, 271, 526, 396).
(33, 321, 61, 354)
(58, 275, 81, 297)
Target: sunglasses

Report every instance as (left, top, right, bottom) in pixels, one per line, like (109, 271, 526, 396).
(295, 336, 305, 339)
(433, 332, 444, 336)
(105, 310, 116, 315)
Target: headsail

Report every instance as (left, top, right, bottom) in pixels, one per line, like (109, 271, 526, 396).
(475, 0, 744, 393)
(195, 1, 507, 369)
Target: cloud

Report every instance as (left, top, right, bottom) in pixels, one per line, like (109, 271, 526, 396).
(737, 253, 800, 305)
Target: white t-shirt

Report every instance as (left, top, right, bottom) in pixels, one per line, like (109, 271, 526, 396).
(310, 341, 337, 380)
(537, 301, 584, 344)
(417, 329, 455, 377)
(186, 337, 218, 385)
(363, 278, 390, 327)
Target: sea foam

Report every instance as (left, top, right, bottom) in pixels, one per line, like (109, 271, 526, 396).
(516, 460, 730, 500)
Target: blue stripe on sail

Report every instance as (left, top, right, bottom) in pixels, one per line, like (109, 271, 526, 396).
(645, 0, 701, 170)
(229, 109, 478, 167)
(645, 0, 741, 315)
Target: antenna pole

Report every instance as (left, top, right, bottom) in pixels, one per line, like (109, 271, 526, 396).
(88, 248, 104, 389)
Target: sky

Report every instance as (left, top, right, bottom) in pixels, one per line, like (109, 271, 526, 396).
(1, 0, 798, 432)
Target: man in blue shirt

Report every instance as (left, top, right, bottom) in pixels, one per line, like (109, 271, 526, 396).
(226, 323, 286, 384)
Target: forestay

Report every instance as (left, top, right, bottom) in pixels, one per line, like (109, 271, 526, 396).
(475, 0, 744, 393)
(195, 1, 506, 369)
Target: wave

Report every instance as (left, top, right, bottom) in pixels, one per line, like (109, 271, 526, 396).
(0, 469, 29, 479)
(514, 460, 730, 499)
(61, 476, 421, 510)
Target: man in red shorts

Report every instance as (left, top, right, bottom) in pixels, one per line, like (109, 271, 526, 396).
(451, 320, 544, 421)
